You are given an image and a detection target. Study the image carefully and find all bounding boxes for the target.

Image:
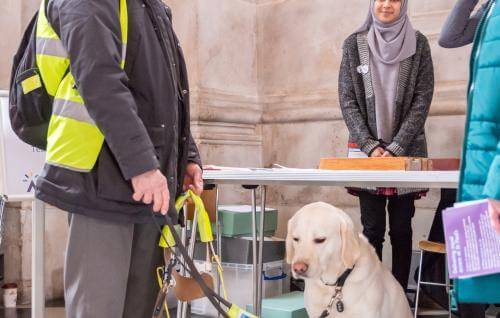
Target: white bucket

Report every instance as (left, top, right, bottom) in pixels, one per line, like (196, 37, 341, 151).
(2, 284, 18, 308)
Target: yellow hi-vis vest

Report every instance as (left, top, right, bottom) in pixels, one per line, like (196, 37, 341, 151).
(36, 0, 128, 172)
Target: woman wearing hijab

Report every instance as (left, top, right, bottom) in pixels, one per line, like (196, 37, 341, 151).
(339, 0, 434, 291)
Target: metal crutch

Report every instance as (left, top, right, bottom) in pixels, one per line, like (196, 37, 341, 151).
(180, 204, 199, 318)
(202, 184, 222, 316)
(177, 203, 189, 318)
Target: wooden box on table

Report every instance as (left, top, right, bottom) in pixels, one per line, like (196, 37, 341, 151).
(319, 158, 460, 171)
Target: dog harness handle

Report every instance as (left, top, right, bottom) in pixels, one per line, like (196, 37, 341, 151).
(159, 190, 214, 248)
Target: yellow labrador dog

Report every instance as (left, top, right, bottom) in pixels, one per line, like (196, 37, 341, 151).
(286, 202, 412, 318)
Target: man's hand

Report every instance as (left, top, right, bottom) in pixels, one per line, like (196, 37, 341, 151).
(382, 151, 393, 157)
(370, 147, 385, 158)
(183, 163, 203, 195)
(131, 169, 169, 215)
(488, 199, 500, 234)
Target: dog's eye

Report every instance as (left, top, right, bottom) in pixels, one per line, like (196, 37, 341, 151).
(293, 237, 300, 242)
(314, 238, 326, 244)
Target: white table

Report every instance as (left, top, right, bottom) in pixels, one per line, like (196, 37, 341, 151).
(203, 169, 459, 188)
(29, 168, 459, 317)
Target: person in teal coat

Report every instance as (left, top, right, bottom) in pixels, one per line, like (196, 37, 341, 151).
(440, 0, 500, 233)
(458, 0, 500, 231)
(455, 0, 500, 314)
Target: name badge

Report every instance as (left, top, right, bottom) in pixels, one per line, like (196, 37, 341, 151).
(357, 64, 369, 74)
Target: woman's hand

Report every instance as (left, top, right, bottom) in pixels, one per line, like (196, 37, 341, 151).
(370, 147, 385, 157)
(382, 151, 393, 157)
(488, 199, 500, 234)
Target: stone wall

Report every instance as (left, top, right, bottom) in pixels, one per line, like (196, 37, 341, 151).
(0, 0, 475, 302)
(167, 0, 263, 205)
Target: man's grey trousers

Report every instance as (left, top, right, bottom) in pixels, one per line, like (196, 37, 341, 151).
(64, 213, 163, 318)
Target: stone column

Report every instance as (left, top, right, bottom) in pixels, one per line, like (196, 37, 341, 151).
(168, 0, 263, 203)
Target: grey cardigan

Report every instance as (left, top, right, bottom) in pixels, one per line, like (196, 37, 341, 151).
(339, 31, 434, 158)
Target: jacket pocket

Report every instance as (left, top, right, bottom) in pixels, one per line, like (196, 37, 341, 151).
(96, 126, 170, 204)
(96, 143, 139, 204)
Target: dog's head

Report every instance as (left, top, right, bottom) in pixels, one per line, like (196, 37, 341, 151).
(286, 202, 360, 280)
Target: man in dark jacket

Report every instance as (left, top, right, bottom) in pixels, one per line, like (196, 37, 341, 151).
(34, 0, 202, 316)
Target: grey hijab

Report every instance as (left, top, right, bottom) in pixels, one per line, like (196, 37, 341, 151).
(357, 0, 416, 64)
(356, 0, 417, 143)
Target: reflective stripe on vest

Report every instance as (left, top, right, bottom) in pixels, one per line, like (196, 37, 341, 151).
(36, 0, 128, 172)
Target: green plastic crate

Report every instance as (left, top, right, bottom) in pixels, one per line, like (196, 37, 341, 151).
(246, 292, 307, 318)
(218, 205, 278, 237)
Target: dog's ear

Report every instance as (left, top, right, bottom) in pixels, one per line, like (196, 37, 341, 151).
(340, 215, 360, 268)
(285, 217, 295, 264)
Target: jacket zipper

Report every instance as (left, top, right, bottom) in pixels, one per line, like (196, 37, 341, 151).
(143, 0, 180, 100)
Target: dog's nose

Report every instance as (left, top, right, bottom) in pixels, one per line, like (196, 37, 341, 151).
(292, 261, 309, 275)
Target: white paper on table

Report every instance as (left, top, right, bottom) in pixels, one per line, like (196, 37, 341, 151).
(203, 165, 255, 171)
(347, 147, 368, 158)
(204, 164, 323, 173)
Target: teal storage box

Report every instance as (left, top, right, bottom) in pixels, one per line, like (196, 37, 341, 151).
(246, 291, 307, 318)
(218, 205, 278, 237)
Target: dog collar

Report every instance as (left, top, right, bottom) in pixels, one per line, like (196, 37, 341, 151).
(318, 266, 355, 318)
(320, 266, 354, 287)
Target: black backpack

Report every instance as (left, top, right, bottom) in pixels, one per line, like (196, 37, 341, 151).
(9, 11, 52, 150)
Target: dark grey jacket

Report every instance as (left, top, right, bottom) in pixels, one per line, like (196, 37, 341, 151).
(35, 0, 201, 224)
(339, 31, 434, 158)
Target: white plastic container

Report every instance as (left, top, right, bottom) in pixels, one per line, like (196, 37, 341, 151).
(191, 260, 290, 317)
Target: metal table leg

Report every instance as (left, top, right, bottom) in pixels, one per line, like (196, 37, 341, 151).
(242, 184, 259, 314)
(250, 187, 258, 313)
(32, 199, 45, 318)
(257, 186, 267, 316)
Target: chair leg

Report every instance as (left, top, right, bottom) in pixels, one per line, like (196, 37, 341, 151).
(414, 250, 424, 318)
(445, 263, 451, 318)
